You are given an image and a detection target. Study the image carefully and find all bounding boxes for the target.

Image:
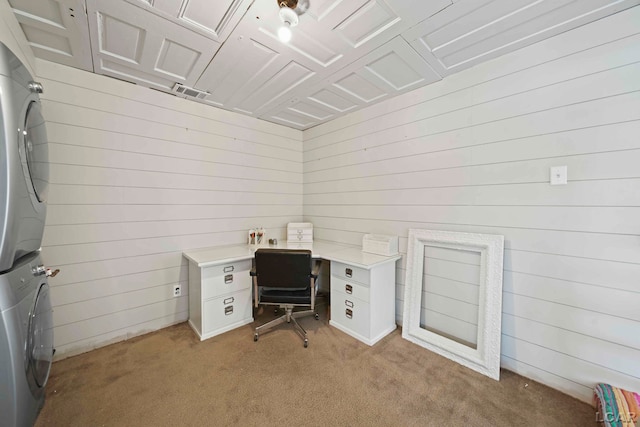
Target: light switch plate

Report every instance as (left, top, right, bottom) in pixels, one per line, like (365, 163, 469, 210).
(550, 166, 568, 185)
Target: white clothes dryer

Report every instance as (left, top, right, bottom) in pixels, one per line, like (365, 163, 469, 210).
(0, 250, 54, 427)
(0, 42, 49, 272)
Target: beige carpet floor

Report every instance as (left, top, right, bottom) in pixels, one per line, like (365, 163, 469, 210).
(36, 309, 596, 426)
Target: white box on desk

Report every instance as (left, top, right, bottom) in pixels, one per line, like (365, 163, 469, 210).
(362, 234, 398, 256)
(287, 222, 313, 243)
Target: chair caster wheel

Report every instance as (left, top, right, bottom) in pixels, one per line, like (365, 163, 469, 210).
(304, 340, 308, 348)
(314, 313, 319, 320)
(254, 333, 258, 342)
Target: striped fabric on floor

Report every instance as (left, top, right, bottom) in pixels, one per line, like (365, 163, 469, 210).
(594, 383, 640, 427)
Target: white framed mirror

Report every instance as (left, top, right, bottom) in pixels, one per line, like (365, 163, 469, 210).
(402, 229, 504, 380)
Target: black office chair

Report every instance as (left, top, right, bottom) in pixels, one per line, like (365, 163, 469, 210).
(251, 249, 321, 348)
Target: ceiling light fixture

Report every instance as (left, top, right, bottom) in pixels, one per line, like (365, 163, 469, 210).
(277, 0, 298, 43)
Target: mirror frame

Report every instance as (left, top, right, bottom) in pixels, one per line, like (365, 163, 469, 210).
(402, 229, 504, 380)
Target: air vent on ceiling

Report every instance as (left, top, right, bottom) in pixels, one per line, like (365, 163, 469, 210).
(172, 83, 209, 99)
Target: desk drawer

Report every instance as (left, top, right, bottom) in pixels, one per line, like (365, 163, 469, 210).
(202, 268, 252, 300)
(203, 259, 252, 278)
(287, 229, 313, 242)
(331, 289, 370, 338)
(203, 289, 252, 332)
(331, 277, 369, 303)
(332, 262, 369, 286)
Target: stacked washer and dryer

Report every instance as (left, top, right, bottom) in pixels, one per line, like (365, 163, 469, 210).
(0, 43, 54, 426)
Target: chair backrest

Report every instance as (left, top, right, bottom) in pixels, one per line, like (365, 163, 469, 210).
(254, 249, 312, 289)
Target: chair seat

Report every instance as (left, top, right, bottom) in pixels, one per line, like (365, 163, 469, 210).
(259, 287, 311, 305)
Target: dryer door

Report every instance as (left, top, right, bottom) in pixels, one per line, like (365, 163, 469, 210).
(22, 100, 49, 204)
(26, 281, 54, 392)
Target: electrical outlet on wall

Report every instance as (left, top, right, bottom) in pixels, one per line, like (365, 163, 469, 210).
(550, 165, 568, 185)
(173, 284, 182, 297)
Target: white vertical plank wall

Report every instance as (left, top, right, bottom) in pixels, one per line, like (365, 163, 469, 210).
(36, 60, 304, 358)
(303, 8, 640, 403)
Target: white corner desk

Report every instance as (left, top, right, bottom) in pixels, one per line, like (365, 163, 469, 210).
(183, 240, 401, 346)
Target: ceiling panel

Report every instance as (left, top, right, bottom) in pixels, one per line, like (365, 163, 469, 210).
(403, 0, 640, 76)
(334, 0, 401, 48)
(9, 0, 640, 130)
(360, 37, 440, 92)
(155, 39, 201, 80)
(438, 0, 638, 69)
(266, 25, 343, 68)
(195, 0, 451, 122)
(270, 108, 318, 129)
(328, 35, 441, 104)
(180, 0, 244, 37)
(150, 0, 179, 15)
(333, 73, 386, 103)
(247, 0, 352, 72)
(9, 0, 92, 70)
(306, 0, 370, 27)
(366, 52, 423, 90)
(97, 12, 145, 62)
(22, 26, 72, 55)
(194, 0, 364, 117)
(424, 0, 547, 52)
(196, 37, 281, 109)
(263, 36, 441, 129)
(87, 0, 221, 89)
(124, 0, 252, 41)
(98, 58, 177, 88)
(235, 61, 315, 114)
(308, 89, 358, 113)
(289, 101, 335, 121)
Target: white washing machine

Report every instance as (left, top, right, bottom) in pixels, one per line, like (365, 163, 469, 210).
(0, 42, 49, 273)
(0, 250, 54, 427)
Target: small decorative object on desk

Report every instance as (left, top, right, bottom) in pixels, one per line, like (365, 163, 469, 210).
(248, 228, 266, 245)
(287, 222, 313, 243)
(362, 234, 399, 256)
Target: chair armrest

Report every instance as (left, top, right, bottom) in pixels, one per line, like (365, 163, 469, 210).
(311, 260, 322, 279)
(252, 271, 259, 308)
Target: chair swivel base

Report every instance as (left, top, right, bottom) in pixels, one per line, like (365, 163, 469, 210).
(253, 306, 319, 347)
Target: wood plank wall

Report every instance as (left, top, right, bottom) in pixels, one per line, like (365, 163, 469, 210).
(421, 246, 480, 348)
(302, 8, 640, 402)
(36, 60, 303, 358)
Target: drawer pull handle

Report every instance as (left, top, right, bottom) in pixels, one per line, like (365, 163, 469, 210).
(345, 284, 352, 294)
(224, 274, 233, 284)
(345, 299, 354, 308)
(345, 308, 353, 319)
(223, 266, 234, 273)
(223, 297, 234, 305)
(224, 305, 234, 316)
(345, 268, 352, 278)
